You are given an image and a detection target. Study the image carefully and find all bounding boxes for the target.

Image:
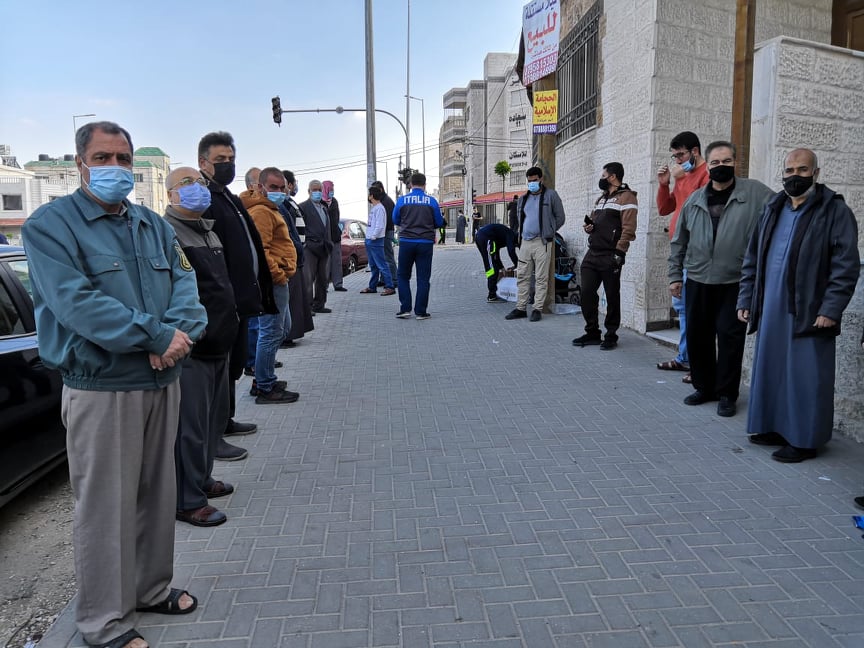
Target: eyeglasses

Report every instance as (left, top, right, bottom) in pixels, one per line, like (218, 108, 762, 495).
(169, 177, 208, 190)
(670, 151, 691, 160)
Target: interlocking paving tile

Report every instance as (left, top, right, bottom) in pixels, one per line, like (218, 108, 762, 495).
(44, 247, 864, 647)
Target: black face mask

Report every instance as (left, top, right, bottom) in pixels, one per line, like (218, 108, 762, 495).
(783, 174, 814, 198)
(708, 165, 735, 184)
(210, 161, 236, 186)
(598, 177, 611, 192)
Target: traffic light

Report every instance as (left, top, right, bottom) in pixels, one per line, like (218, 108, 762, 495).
(472, 188, 477, 203)
(271, 96, 282, 125)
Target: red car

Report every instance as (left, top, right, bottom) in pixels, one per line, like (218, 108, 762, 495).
(340, 219, 369, 274)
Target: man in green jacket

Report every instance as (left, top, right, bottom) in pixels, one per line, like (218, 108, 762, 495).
(22, 122, 207, 648)
(668, 140, 772, 418)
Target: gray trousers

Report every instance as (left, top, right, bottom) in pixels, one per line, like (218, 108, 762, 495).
(329, 240, 343, 287)
(175, 355, 229, 511)
(305, 249, 330, 311)
(62, 382, 180, 645)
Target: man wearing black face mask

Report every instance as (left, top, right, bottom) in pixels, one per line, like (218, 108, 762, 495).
(198, 133, 276, 442)
(669, 141, 772, 418)
(737, 148, 859, 462)
(573, 162, 637, 349)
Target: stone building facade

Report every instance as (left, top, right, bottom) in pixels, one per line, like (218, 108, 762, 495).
(550, 0, 863, 438)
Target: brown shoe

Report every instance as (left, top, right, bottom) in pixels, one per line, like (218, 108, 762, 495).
(380, 288, 396, 296)
(176, 505, 227, 527)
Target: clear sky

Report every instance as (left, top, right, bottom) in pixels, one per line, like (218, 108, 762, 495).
(0, 0, 528, 214)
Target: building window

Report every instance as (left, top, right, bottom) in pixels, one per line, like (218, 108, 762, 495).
(133, 173, 144, 183)
(556, 0, 601, 142)
(1, 194, 23, 211)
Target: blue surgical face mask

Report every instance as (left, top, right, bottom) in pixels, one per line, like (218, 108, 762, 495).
(289, 185, 298, 197)
(328, 190, 334, 199)
(83, 163, 134, 204)
(174, 182, 212, 212)
(267, 191, 287, 206)
(527, 181, 540, 193)
(311, 190, 322, 202)
(680, 155, 695, 173)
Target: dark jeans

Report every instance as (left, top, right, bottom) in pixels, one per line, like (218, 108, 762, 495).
(580, 252, 621, 341)
(397, 241, 434, 315)
(685, 279, 747, 400)
(383, 234, 398, 280)
(366, 238, 394, 289)
(255, 283, 289, 393)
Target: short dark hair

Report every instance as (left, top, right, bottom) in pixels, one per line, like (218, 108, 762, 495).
(369, 186, 384, 201)
(705, 140, 737, 161)
(669, 131, 701, 153)
(410, 172, 426, 186)
(282, 170, 296, 184)
(603, 162, 625, 181)
(371, 180, 384, 190)
(197, 131, 235, 160)
(526, 166, 543, 178)
(258, 167, 284, 186)
(76, 121, 133, 158)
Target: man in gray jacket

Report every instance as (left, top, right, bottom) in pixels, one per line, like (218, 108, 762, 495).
(505, 166, 566, 322)
(669, 141, 773, 417)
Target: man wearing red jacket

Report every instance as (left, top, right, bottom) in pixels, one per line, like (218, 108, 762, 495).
(655, 131, 709, 380)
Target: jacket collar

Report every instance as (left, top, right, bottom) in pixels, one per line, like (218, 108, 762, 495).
(72, 188, 133, 222)
(164, 205, 214, 232)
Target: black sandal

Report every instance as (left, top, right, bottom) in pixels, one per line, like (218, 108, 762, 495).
(136, 588, 197, 615)
(90, 628, 145, 648)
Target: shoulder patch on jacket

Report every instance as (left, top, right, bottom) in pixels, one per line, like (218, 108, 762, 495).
(174, 241, 193, 272)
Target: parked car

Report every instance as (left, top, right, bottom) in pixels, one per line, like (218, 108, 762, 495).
(0, 245, 65, 508)
(340, 218, 369, 275)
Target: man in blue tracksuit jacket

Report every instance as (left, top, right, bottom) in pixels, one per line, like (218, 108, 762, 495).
(392, 172, 444, 319)
(22, 122, 207, 647)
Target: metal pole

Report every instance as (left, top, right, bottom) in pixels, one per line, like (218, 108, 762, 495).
(405, 0, 411, 170)
(406, 95, 425, 172)
(420, 97, 425, 173)
(365, 0, 377, 188)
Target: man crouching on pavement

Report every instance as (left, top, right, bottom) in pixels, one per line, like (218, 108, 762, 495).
(22, 121, 206, 648)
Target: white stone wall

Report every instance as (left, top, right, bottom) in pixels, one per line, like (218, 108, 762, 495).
(748, 36, 864, 441)
(556, 0, 835, 333)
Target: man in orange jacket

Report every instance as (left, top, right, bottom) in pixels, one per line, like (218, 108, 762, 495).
(655, 131, 709, 380)
(240, 167, 299, 404)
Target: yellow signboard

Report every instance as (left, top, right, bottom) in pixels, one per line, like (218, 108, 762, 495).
(532, 90, 558, 135)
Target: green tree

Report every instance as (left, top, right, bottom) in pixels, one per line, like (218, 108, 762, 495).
(494, 161, 512, 209)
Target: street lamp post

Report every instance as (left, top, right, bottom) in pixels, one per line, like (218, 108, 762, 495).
(405, 95, 425, 173)
(72, 113, 96, 145)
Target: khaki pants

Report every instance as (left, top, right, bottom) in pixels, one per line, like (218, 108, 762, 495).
(62, 382, 180, 645)
(516, 237, 552, 312)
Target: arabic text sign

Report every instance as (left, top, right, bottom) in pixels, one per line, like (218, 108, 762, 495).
(532, 90, 558, 135)
(522, 0, 561, 85)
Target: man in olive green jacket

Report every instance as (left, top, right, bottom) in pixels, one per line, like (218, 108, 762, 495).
(668, 140, 773, 418)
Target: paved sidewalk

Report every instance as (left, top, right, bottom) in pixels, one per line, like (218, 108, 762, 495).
(45, 245, 864, 647)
